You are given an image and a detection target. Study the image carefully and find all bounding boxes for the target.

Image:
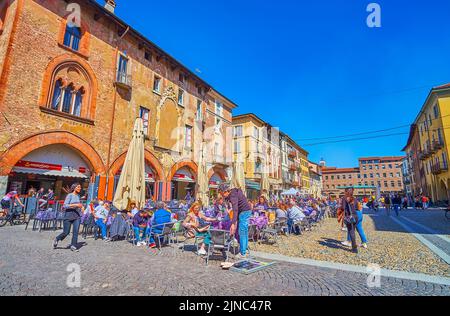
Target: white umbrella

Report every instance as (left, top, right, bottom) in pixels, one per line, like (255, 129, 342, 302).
(260, 161, 270, 195)
(232, 161, 246, 192)
(281, 188, 299, 196)
(113, 118, 146, 210)
(196, 141, 210, 207)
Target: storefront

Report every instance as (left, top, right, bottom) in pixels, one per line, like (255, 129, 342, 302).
(7, 144, 91, 200)
(209, 173, 224, 200)
(171, 167, 196, 201)
(114, 163, 156, 200)
(245, 180, 261, 201)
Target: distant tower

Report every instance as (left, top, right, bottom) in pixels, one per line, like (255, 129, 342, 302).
(319, 158, 326, 167)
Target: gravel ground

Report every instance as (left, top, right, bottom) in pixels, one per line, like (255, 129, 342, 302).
(253, 213, 450, 277)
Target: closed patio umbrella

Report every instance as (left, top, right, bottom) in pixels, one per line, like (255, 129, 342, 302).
(113, 118, 146, 211)
(260, 162, 270, 196)
(196, 141, 210, 207)
(232, 161, 246, 192)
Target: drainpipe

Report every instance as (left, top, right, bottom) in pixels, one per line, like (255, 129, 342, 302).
(105, 25, 130, 199)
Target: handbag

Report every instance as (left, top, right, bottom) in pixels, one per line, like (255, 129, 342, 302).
(343, 200, 357, 226)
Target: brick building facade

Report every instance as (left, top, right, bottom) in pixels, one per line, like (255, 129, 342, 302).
(322, 156, 405, 198)
(0, 0, 236, 201)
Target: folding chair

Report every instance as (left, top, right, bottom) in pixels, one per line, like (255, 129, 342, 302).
(205, 229, 231, 266)
(148, 222, 175, 251)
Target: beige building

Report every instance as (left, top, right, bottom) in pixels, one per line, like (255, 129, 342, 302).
(232, 114, 282, 200)
(308, 161, 323, 198)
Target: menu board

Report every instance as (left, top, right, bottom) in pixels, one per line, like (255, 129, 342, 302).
(230, 260, 275, 275)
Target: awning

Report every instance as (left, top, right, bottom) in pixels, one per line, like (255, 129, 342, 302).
(209, 173, 223, 188)
(245, 180, 261, 191)
(13, 167, 88, 179)
(173, 167, 196, 183)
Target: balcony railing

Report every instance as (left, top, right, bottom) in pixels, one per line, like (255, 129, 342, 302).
(288, 151, 297, 159)
(431, 163, 449, 175)
(433, 140, 444, 151)
(116, 71, 132, 89)
(419, 149, 431, 160)
(289, 164, 298, 172)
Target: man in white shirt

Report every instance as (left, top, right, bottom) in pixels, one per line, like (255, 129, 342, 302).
(95, 202, 110, 241)
(287, 201, 306, 235)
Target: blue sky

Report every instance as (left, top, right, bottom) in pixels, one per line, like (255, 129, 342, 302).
(108, 0, 450, 167)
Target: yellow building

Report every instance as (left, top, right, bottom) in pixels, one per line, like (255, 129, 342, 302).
(232, 114, 283, 200)
(413, 84, 450, 203)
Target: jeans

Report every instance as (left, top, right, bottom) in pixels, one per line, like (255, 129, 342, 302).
(385, 204, 391, 216)
(348, 211, 368, 244)
(149, 227, 164, 245)
(96, 219, 107, 239)
(346, 221, 357, 250)
(56, 218, 80, 248)
(196, 231, 211, 246)
(133, 226, 150, 242)
(393, 204, 400, 216)
(287, 219, 301, 235)
(238, 211, 252, 256)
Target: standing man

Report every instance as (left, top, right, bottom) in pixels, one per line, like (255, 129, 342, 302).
(218, 183, 252, 260)
(392, 195, 401, 217)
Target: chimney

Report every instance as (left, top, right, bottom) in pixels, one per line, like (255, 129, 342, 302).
(104, 0, 116, 14)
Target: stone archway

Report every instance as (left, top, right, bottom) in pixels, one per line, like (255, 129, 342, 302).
(168, 160, 198, 182)
(0, 131, 106, 176)
(207, 166, 228, 182)
(109, 150, 165, 181)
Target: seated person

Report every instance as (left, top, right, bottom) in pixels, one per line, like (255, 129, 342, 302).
(182, 202, 218, 256)
(148, 202, 173, 249)
(94, 201, 111, 241)
(254, 196, 269, 215)
(287, 201, 306, 235)
(110, 209, 131, 241)
(129, 201, 139, 217)
(275, 204, 288, 220)
(133, 210, 150, 247)
(36, 188, 47, 209)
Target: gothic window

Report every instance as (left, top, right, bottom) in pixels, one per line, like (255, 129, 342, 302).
(45, 62, 92, 120)
(0, 1, 10, 34)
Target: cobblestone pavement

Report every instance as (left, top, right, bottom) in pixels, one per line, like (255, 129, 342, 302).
(0, 226, 449, 296)
(256, 209, 450, 276)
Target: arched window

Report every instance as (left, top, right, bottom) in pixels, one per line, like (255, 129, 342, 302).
(42, 59, 97, 122)
(0, 1, 9, 34)
(62, 84, 74, 113)
(51, 79, 63, 110)
(73, 88, 84, 117)
(63, 25, 81, 51)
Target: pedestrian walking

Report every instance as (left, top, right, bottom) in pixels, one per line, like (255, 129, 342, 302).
(384, 194, 392, 216)
(392, 195, 401, 217)
(219, 183, 252, 260)
(53, 183, 84, 252)
(342, 198, 368, 249)
(339, 187, 359, 254)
